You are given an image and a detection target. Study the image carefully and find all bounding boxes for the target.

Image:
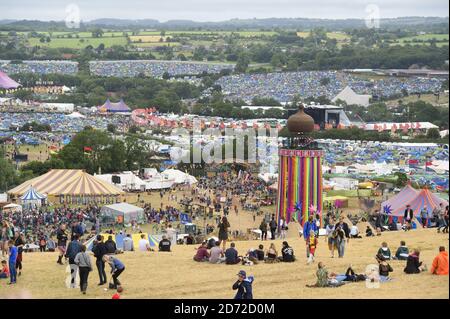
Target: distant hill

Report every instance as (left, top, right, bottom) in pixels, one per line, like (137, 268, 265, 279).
(0, 17, 448, 31)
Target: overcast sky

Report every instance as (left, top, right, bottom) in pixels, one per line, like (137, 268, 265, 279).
(0, 0, 448, 21)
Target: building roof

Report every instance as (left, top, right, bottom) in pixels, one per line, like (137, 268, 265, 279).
(363, 122, 438, 131)
(8, 169, 124, 196)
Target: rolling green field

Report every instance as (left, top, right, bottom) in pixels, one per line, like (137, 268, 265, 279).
(27, 36, 128, 48)
(392, 33, 449, 47)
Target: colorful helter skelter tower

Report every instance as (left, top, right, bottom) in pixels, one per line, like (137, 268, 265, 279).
(276, 103, 324, 226)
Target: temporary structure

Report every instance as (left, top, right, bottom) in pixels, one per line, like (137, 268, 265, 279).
(0, 71, 20, 89)
(381, 185, 448, 217)
(8, 169, 124, 204)
(2, 203, 22, 214)
(98, 98, 131, 113)
(95, 172, 146, 191)
(20, 186, 46, 209)
(100, 203, 145, 225)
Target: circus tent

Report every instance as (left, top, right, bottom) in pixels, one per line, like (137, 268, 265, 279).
(98, 98, 131, 113)
(0, 71, 20, 89)
(381, 184, 448, 217)
(8, 169, 124, 204)
(20, 186, 46, 208)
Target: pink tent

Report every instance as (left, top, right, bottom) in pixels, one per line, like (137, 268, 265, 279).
(0, 71, 20, 89)
(381, 185, 448, 217)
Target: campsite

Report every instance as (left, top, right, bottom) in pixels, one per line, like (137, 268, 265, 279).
(0, 0, 449, 303)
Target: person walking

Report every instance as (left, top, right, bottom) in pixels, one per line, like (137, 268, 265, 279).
(232, 270, 253, 299)
(259, 220, 268, 241)
(437, 204, 447, 233)
(269, 216, 277, 240)
(66, 234, 83, 288)
(218, 217, 230, 250)
(303, 215, 318, 258)
(334, 216, 350, 258)
(7, 240, 17, 285)
(56, 224, 68, 265)
(443, 206, 449, 234)
(420, 206, 428, 228)
(74, 245, 93, 294)
(92, 235, 108, 286)
(403, 205, 414, 231)
(14, 232, 25, 277)
(279, 218, 288, 240)
(325, 218, 336, 258)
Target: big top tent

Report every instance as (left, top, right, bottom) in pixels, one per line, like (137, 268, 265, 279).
(8, 169, 124, 204)
(381, 185, 448, 217)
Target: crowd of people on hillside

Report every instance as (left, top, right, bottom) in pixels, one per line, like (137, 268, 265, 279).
(89, 60, 234, 78)
(212, 70, 445, 103)
(0, 60, 79, 75)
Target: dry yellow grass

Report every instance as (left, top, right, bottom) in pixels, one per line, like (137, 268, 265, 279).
(0, 229, 448, 299)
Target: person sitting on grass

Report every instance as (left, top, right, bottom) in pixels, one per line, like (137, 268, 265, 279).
(0, 260, 9, 279)
(334, 265, 367, 283)
(255, 244, 265, 261)
(193, 242, 210, 262)
(307, 262, 344, 288)
(123, 234, 134, 252)
(105, 236, 117, 254)
(209, 241, 225, 264)
(138, 234, 151, 252)
(158, 235, 171, 252)
(225, 242, 242, 265)
(350, 225, 362, 238)
(366, 226, 374, 237)
(245, 249, 259, 265)
(377, 242, 392, 260)
(280, 241, 295, 263)
(394, 241, 409, 260)
(404, 249, 428, 274)
(376, 253, 393, 282)
(430, 246, 449, 276)
(265, 243, 279, 263)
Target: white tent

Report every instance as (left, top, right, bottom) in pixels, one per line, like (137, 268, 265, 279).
(66, 112, 86, 118)
(332, 86, 371, 107)
(95, 172, 146, 191)
(2, 203, 22, 213)
(161, 169, 197, 185)
(258, 173, 278, 183)
(100, 202, 145, 225)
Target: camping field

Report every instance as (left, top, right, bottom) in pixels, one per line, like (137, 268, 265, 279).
(0, 228, 448, 299)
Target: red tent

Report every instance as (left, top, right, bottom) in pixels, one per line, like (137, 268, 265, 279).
(381, 185, 448, 217)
